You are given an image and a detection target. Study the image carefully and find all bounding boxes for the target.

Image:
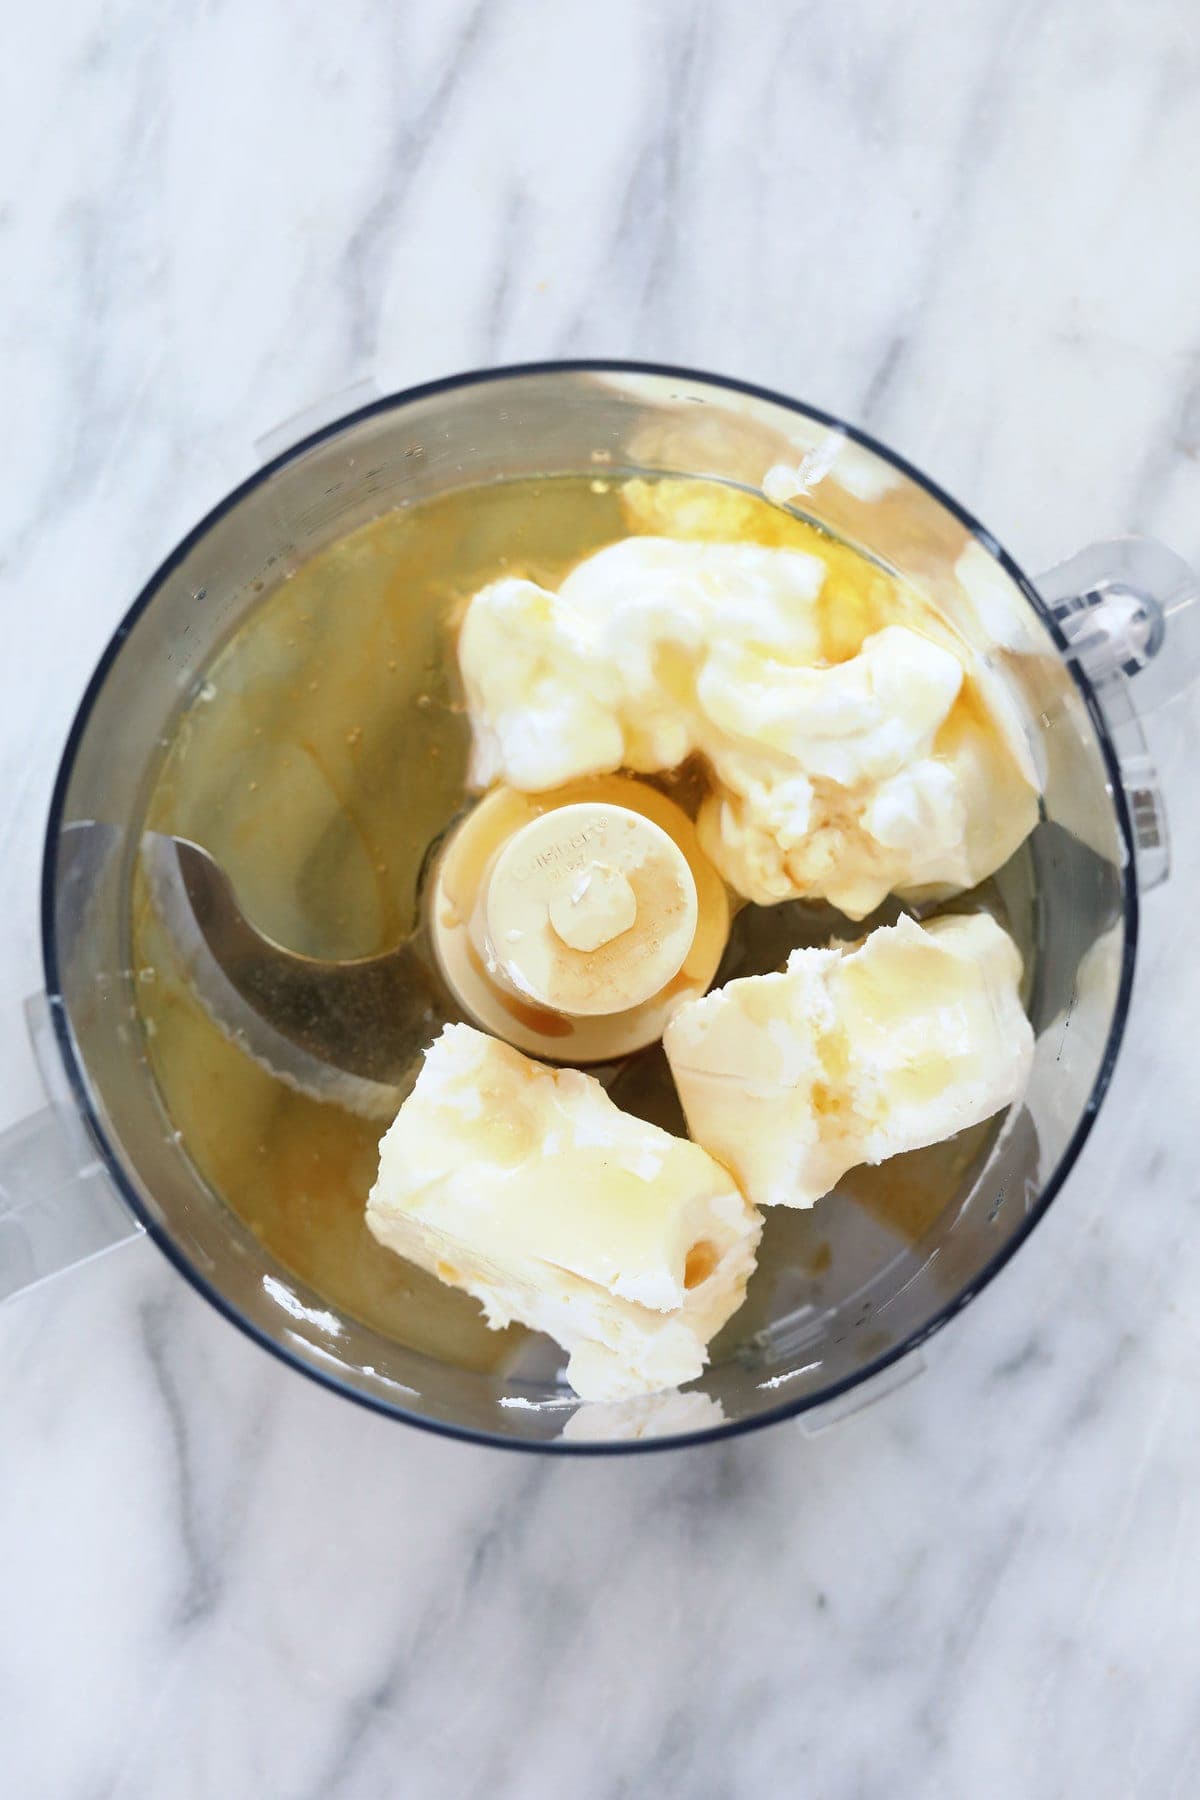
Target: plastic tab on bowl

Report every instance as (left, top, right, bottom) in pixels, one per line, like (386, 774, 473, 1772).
(1038, 536, 1199, 892)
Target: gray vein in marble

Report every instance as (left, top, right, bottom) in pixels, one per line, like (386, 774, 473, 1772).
(340, 0, 493, 366)
(558, 4, 710, 353)
(301, 1461, 550, 1800)
(7, 41, 169, 574)
(139, 1292, 226, 1628)
(856, 0, 1047, 432)
(135, 1283, 276, 1656)
(1128, 349, 1200, 527)
(482, 188, 530, 359)
(986, 1330, 1052, 1381)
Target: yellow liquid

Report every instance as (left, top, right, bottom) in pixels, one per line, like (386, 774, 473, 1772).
(133, 474, 1025, 1370)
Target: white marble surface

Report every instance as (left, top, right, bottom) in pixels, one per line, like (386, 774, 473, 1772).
(3, 2, 1200, 1794)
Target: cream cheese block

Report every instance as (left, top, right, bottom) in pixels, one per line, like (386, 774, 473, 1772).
(366, 1024, 762, 1399)
(663, 913, 1034, 1211)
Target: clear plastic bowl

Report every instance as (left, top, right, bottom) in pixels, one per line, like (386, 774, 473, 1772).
(32, 363, 1166, 1451)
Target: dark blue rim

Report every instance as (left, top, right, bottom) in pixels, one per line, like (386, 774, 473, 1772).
(40, 359, 1139, 1456)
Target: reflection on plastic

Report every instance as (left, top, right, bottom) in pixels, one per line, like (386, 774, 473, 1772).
(560, 1389, 727, 1444)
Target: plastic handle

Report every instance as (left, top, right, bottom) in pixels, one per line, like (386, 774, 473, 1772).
(0, 995, 142, 1304)
(0, 1106, 140, 1302)
(1037, 536, 1200, 891)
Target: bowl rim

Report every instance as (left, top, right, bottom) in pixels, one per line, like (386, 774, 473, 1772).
(40, 358, 1139, 1455)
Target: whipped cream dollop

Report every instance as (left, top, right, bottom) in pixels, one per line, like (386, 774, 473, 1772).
(366, 1024, 762, 1400)
(457, 536, 1039, 918)
(663, 912, 1034, 1211)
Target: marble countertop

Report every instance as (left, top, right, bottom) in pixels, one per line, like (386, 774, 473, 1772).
(3, 3, 1200, 1795)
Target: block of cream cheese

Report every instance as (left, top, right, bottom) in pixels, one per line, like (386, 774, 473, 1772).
(663, 913, 1034, 1210)
(366, 1024, 762, 1400)
(457, 536, 1040, 918)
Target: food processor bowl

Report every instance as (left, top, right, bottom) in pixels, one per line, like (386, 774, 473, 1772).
(5, 363, 1195, 1451)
